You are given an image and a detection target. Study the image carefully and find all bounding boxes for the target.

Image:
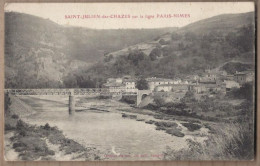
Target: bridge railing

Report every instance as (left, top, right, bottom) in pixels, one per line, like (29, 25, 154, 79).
(74, 88, 110, 95)
(5, 89, 72, 95)
(4, 88, 139, 96)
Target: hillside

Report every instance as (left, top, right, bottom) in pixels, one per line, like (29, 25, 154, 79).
(179, 12, 254, 35)
(5, 12, 177, 88)
(64, 11, 255, 88)
(105, 12, 255, 59)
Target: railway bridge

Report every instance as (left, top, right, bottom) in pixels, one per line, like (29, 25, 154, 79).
(4, 88, 152, 114)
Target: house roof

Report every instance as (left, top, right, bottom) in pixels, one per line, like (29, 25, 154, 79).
(235, 70, 254, 75)
(123, 78, 137, 82)
(146, 77, 174, 82)
(103, 82, 123, 87)
(156, 84, 190, 88)
(198, 80, 217, 84)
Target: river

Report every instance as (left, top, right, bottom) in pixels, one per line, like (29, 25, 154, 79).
(17, 95, 207, 161)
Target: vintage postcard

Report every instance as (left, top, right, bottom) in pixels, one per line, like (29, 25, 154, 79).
(4, 2, 255, 161)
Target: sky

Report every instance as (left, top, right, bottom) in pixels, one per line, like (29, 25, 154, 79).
(5, 2, 255, 29)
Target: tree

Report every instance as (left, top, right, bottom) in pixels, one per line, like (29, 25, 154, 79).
(136, 78, 148, 90)
(63, 73, 79, 88)
(225, 24, 255, 53)
(159, 39, 170, 45)
(181, 91, 196, 103)
(4, 93, 11, 115)
(154, 95, 165, 107)
(229, 82, 254, 101)
(171, 32, 182, 40)
(104, 54, 114, 62)
(127, 49, 145, 66)
(237, 24, 255, 53)
(184, 32, 197, 41)
(178, 42, 185, 50)
(149, 48, 162, 61)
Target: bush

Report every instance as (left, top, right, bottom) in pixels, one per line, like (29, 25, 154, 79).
(11, 114, 19, 119)
(19, 130, 27, 137)
(154, 96, 165, 107)
(48, 150, 55, 156)
(98, 95, 110, 99)
(159, 39, 170, 45)
(153, 114, 164, 119)
(149, 48, 162, 61)
(164, 123, 254, 160)
(43, 123, 51, 130)
(171, 32, 182, 40)
(136, 119, 145, 121)
(120, 96, 136, 104)
(121, 113, 137, 119)
(16, 120, 26, 130)
(145, 120, 155, 124)
(144, 103, 158, 110)
(154, 121, 178, 128)
(104, 54, 113, 62)
(5, 124, 15, 130)
(166, 129, 185, 137)
(13, 142, 26, 148)
(181, 122, 201, 131)
(4, 93, 11, 115)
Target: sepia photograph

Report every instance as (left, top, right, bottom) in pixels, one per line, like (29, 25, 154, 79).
(3, 2, 256, 161)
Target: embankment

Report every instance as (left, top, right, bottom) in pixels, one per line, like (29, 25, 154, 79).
(4, 95, 101, 161)
(8, 95, 36, 118)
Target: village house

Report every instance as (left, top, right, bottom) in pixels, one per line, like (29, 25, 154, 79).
(103, 77, 138, 93)
(103, 78, 125, 93)
(234, 70, 254, 85)
(201, 68, 227, 82)
(154, 84, 193, 102)
(173, 78, 182, 84)
(224, 80, 240, 91)
(193, 79, 226, 94)
(154, 84, 172, 92)
(123, 78, 138, 93)
(154, 84, 192, 92)
(226, 75, 235, 80)
(103, 82, 125, 93)
(146, 77, 175, 91)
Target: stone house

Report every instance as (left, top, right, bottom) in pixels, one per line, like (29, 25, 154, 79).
(123, 78, 138, 93)
(146, 77, 174, 91)
(234, 70, 254, 85)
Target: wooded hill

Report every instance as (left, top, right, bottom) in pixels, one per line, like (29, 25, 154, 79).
(62, 12, 255, 88)
(5, 12, 176, 88)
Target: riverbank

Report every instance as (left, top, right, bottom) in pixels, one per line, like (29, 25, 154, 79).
(120, 111, 209, 139)
(77, 97, 210, 141)
(4, 95, 101, 161)
(116, 95, 254, 160)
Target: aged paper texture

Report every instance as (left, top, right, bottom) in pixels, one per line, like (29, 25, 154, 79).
(1, 1, 257, 163)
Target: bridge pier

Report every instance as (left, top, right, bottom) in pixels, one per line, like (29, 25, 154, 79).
(136, 90, 152, 107)
(136, 94, 142, 107)
(69, 89, 75, 115)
